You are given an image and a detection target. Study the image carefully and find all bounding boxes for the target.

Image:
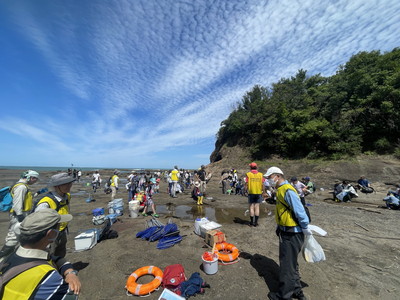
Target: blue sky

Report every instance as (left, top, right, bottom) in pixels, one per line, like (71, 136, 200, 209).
(0, 0, 399, 169)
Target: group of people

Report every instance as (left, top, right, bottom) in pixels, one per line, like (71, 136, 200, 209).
(220, 168, 239, 195)
(67, 168, 82, 182)
(0, 170, 81, 298)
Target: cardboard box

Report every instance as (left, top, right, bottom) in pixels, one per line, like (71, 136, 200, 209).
(74, 229, 97, 251)
(199, 221, 221, 238)
(205, 230, 226, 246)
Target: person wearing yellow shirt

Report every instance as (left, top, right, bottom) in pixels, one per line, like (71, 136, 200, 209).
(0, 170, 40, 258)
(169, 166, 180, 198)
(245, 162, 265, 227)
(34, 173, 75, 258)
(110, 170, 120, 200)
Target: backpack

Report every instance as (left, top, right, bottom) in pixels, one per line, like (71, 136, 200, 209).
(32, 192, 69, 213)
(360, 186, 374, 194)
(0, 183, 29, 212)
(104, 176, 113, 188)
(0, 187, 13, 212)
(162, 264, 186, 295)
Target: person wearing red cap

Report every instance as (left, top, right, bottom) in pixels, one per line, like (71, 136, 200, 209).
(245, 162, 265, 227)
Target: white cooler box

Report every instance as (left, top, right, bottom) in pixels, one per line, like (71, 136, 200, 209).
(199, 221, 222, 238)
(75, 229, 98, 251)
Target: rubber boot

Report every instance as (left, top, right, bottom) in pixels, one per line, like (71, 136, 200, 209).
(0, 245, 15, 258)
(197, 197, 201, 205)
(254, 216, 259, 227)
(249, 216, 254, 226)
(199, 196, 203, 205)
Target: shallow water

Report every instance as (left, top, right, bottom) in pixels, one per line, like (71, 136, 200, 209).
(156, 204, 264, 224)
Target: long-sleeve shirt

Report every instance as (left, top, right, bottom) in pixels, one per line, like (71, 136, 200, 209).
(11, 179, 29, 216)
(279, 180, 309, 233)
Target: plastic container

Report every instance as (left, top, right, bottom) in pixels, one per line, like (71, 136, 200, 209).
(74, 229, 97, 251)
(129, 200, 140, 218)
(194, 217, 208, 236)
(92, 208, 104, 216)
(113, 198, 123, 207)
(202, 252, 218, 275)
(108, 201, 114, 214)
(199, 221, 221, 238)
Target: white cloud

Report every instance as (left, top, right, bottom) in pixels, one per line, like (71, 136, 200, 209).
(1, 0, 399, 168)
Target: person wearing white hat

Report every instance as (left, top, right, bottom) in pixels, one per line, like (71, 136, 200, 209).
(0, 170, 40, 258)
(264, 167, 310, 300)
(34, 173, 75, 257)
(0, 209, 81, 299)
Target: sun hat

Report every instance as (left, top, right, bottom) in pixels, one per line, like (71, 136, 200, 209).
(114, 170, 120, 175)
(174, 166, 178, 170)
(22, 170, 40, 180)
(264, 167, 284, 178)
(290, 177, 298, 182)
(20, 208, 73, 235)
(48, 173, 75, 187)
(249, 162, 257, 168)
(194, 181, 200, 187)
(304, 176, 310, 180)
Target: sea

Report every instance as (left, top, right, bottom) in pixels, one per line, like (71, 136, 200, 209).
(0, 166, 158, 172)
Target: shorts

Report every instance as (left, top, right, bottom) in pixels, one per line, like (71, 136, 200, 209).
(145, 197, 154, 206)
(248, 194, 263, 204)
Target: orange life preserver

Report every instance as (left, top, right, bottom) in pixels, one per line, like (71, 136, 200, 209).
(126, 266, 163, 296)
(214, 242, 239, 262)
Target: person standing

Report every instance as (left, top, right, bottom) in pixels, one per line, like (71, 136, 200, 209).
(195, 165, 208, 197)
(0, 170, 40, 258)
(220, 169, 230, 194)
(34, 173, 75, 258)
(92, 170, 102, 193)
(110, 170, 120, 200)
(169, 166, 180, 198)
(264, 167, 310, 300)
(0, 208, 81, 298)
(290, 177, 307, 205)
(245, 163, 265, 227)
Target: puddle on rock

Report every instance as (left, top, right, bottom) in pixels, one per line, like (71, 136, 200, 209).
(157, 204, 272, 224)
(70, 190, 88, 196)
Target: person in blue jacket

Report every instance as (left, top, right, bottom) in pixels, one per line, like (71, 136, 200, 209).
(264, 167, 310, 300)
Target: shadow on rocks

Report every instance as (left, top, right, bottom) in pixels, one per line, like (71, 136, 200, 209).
(233, 217, 251, 226)
(240, 252, 309, 292)
(72, 261, 90, 271)
(240, 252, 280, 291)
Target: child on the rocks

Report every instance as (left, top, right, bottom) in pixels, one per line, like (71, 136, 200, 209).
(142, 181, 159, 217)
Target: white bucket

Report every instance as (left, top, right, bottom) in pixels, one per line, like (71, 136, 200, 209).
(202, 252, 218, 275)
(129, 200, 140, 218)
(194, 217, 208, 236)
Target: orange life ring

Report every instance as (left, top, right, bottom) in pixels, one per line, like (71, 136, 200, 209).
(126, 266, 163, 296)
(214, 242, 239, 262)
